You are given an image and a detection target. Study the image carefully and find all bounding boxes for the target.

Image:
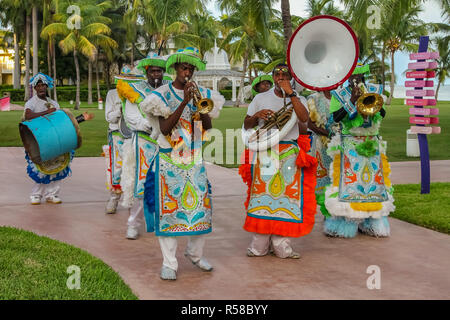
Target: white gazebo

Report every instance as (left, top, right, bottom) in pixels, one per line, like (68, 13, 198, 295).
(194, 41, 242, 102)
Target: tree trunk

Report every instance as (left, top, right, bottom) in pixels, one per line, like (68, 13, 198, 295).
(88, 61, 93, 104)
(52, 40, 57, 101)
(73, 49, 80, 110)
(381, 41, 386, 87)
(435, 79, 441, 101)
(32, 6, 38, 76)
(386, 50, 395, 105)
(235, 50, 248, 107)
(96, 56, 101, 101)
(281, 0, 293, 51)
(13, 31, 21, 89)
(105, 61, 111, 90)
(24, 14, 31, 101)
(47, 41, 52, 97)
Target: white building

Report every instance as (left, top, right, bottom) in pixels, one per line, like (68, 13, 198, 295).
(194, 41, 242, 102)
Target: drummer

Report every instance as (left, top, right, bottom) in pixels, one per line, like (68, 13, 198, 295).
(24, 73, 92, 205)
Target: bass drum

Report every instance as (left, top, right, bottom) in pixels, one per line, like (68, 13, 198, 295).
(241, 110, 298, 152)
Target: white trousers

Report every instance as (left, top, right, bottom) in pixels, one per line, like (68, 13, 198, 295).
(30, 181, 61, 198)
(158, 235, 206, 271)
(128, 198, 144, 228)
(248, 233, 293, 258)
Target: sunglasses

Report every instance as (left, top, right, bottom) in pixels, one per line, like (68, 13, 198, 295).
(273, 67, 290, 74)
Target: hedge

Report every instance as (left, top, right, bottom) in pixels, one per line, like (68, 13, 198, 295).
(1, 88, 109, 101)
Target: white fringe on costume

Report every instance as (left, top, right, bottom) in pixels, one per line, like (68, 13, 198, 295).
(324, 133, 396, 220)
(140, 96, 172, 119)
(120, 138, 136, 208)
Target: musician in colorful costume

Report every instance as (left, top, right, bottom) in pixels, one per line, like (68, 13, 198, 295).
(104, 66, 145, 214)
(240, 64, 316, 259)
(307, 90, 335, 214)
(116, 53, 169, 240)
(140, 47, 224, 280)
(323, 61, 395, 238)
(24, 73, 92, 205)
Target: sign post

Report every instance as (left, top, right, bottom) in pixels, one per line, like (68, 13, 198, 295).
(405, 36, 440, 194)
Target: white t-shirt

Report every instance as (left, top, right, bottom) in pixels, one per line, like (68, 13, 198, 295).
(246, 87, 309, 141)
(24, 95, 60, 113)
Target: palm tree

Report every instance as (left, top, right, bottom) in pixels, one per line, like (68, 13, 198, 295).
(218, 0, 276, 106)
(433, 36, 450, 101)
(0, 0, 25, 89)
(32, 5, 39, 76)
(280, 0, 292, 51)
(174, 12, 219, 58)
(378, 0, 429, 104)
(41, 1, 117, 109)
(25, 11, 31, 101)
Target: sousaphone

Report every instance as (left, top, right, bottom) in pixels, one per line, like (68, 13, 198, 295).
(242, 15, 359, 151)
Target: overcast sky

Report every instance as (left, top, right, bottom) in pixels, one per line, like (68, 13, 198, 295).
(207, 0, 447, 85)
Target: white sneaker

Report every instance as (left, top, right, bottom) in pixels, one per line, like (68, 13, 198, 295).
(126, 226, 139, 240)
(30, 195, 41, 205)
(46, 195, 62, 204)
(185, 253, 213, 272)
(160, 266, 177, 280)
(105, 197, 119, 214)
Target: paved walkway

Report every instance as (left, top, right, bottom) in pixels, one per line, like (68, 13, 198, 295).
(0, 147, 449, 299)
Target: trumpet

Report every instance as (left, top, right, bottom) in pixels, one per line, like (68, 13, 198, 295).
(185, 77, 214, 114)
(353, 79, 384, 117)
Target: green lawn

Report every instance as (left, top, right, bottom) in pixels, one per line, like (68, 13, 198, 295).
(392, 183, 450, 234)
(0, 226, 138, 300)
(1, 98, 449, 162)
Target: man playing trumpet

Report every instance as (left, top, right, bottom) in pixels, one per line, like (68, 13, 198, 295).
(240, 64, 317, 259)
(140, 47, 224, 280)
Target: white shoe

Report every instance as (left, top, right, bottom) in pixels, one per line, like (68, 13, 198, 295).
(160, 266, 177, 280)
(30, 195, 41, 205)
(285, 251, 301, 259)
(105, 197, 119, 214)
(46, 195, 62, 204)
(126, 226, 139, 240)
(185, 253, 213, 272)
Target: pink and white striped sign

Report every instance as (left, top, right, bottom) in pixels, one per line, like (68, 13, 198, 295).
(406, 99, 436, 106)
(406, 89, 435, 97)
(409, 52, 439, 60)
(405, 80, 434, 87)
(408, 61, 438, 70)
(410, 126, 441, 134)
(406, 71, 436, 78)
(409, 117, 439, 125)
(405, 50, 440, 135)
(409, 108, 439, 116)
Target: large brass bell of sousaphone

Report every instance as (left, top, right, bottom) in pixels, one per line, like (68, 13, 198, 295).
(287, 15, 359, 91)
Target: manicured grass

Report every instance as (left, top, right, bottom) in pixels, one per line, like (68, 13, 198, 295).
(392, 183, 450, 235)
(0, 226, 138, 300)
(1, 99, 449, 163)
(379, 99, 450, 162)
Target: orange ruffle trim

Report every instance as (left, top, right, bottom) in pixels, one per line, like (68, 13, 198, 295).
(238, 149, 253, 210)
(242, 136, 318, 238)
